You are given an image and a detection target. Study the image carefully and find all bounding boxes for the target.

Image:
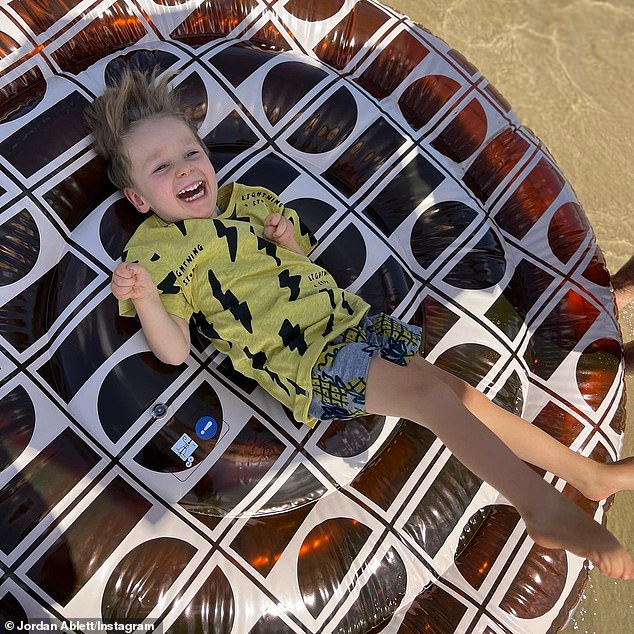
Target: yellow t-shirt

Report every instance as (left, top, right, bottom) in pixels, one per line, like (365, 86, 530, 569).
(119, 182, 370, 426)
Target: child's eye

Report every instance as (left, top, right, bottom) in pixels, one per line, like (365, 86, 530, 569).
(153, 163, 169, 173)
(185, 150, 199, 158)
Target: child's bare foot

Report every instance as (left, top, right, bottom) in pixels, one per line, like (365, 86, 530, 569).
(612, 255, 634, 310)
(524, 494, 634, 579)
(576, 456, 634, 501)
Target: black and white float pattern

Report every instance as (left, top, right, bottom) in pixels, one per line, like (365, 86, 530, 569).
(0, 1, 625, 633)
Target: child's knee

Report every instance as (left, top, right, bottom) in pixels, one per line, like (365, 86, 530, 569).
(366, 357, 445, 418)
(411, 357, 468, 399)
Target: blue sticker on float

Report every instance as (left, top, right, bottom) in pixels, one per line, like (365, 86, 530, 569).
(195, 415, 218, 440)
(171, 433, 198, 468)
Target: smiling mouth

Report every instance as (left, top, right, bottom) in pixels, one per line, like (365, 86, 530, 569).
(177, 180, 206, 202)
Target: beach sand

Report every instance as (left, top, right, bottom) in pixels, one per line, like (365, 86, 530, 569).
(387, 1, 634, 631)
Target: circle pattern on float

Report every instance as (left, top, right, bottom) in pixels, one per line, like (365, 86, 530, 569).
(0, 1, 623, 633)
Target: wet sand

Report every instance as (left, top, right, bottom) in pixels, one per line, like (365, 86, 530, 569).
(388, 1, 634, 631)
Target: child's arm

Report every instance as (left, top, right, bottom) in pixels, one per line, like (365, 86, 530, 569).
(112, 262, 191, 365)
(263, 212, 306, 256)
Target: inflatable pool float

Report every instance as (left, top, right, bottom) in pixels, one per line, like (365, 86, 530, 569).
(0, 1, 625, 632)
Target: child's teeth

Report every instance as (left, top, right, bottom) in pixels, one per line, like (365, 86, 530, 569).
(178, 181, 205, 200)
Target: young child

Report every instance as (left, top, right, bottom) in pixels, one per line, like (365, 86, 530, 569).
(86, 69, 634, 579)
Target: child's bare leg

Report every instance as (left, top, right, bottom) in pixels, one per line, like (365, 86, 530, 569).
(612, 254, 634, 310)
(364, 357, 634, 579)
(415, 358, 634, 501)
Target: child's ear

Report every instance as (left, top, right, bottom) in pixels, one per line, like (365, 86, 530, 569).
(123, 187, 150, 214)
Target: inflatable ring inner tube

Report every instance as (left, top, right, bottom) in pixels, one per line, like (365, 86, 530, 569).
(0, 1, 624, 633)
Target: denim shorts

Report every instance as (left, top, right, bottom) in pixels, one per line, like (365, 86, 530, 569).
(308, 313, 422, 422)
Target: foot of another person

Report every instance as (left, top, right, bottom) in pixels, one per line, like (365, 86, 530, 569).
(524, 494, 634, 579)
(612, 255, 634, 310)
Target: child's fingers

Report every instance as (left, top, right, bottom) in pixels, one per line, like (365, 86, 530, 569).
(268, 214, 288, 237)
(124, 262, 148, 277)
(115, 261, 136, 276)
(264, 213, 293, 243)
(119, 263, 154, 287)
(263, 216, 279, 240)
(113, 266, 142, 294)
(265, 212, 281, 230)
(112, 271, 136, 288)
(111, 285, 133, 300)
(275, 219, 292, 240)
(113, 284, 148, 301)
(113, 269, 136, 283)
(112, 282, 150, 302)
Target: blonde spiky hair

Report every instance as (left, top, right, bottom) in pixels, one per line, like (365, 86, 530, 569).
(85, 68, 207, 189)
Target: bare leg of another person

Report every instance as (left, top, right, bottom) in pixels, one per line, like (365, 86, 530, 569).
(624, 341, 634, 375)
(612, 254, 634, 310)
(611, 255, 634, 373)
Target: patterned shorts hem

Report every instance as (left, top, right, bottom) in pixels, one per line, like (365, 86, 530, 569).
(308, 313, 422, 422)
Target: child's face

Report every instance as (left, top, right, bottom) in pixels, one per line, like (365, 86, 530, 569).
(122, 115, 218, 223)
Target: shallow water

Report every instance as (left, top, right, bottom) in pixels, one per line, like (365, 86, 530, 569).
(389, 1, 634, 631)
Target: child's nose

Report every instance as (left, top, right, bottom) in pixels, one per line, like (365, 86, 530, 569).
(176, 163, 193, 177)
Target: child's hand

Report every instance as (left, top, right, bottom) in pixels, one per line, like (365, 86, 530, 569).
(111, 262, 157, 303)
(264, 213, 295, 247)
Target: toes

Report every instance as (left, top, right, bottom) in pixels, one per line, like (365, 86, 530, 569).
(598, 554, 634, 580)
